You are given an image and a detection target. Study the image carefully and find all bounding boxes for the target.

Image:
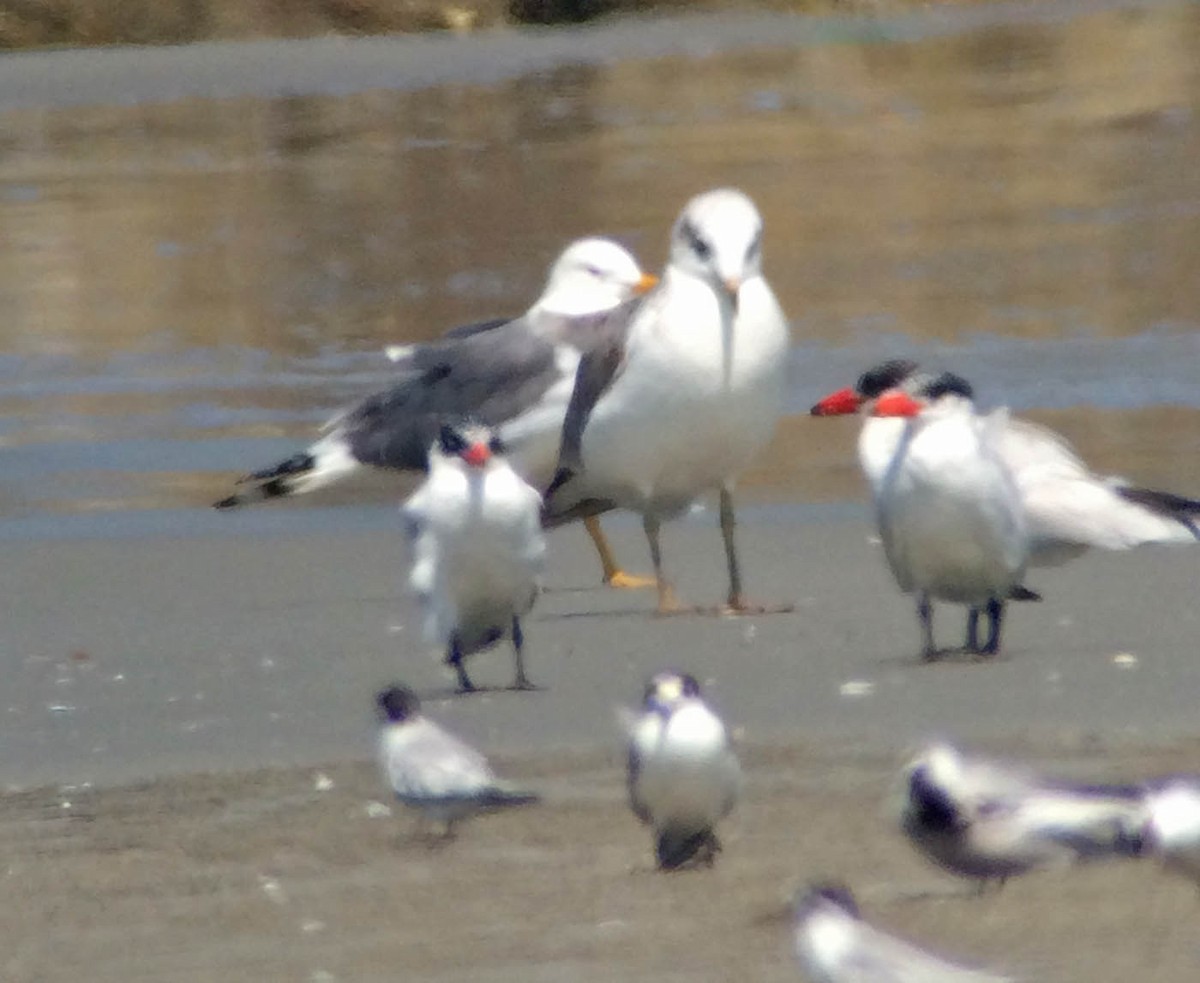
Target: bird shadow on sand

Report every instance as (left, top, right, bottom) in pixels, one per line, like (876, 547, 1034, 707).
(537, 606, 655, 622)
(418, 683, 548, 702)
(875, 647, 1019, 669)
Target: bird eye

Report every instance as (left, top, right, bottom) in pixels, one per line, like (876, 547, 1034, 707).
(682, 221, 711, 261)
(438, 425, 467, 455)
(584, 264, 603, 278)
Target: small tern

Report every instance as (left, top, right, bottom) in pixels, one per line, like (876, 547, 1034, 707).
(899, 742, 1147, 887)
(622, 670, 741, 870)
(375, 684, 538, 838)
(793, 883, 1014, 982)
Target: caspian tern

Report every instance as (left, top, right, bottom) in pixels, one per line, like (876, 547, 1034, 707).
(813, 360, 1200, 565)
(793, 883, 1014, 982)
(622, 670, 741, 870)
(814, 360, 1200, 654)
(401, 422, 545, 693)
(214, 237, 658, 589)
(375, 684, 538, 838)
(858, 375, 1032, 657)
(544, 189, 792, 615)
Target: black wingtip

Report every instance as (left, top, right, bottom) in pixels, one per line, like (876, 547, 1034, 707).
(244, 452, 316, 485)
(1116, 485, 1200, 539)
(545, 466, 575, 500)
(1009, 585, 1042, 602)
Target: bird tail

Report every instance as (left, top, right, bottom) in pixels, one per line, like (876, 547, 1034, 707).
(655, 827, 718, 870)
(1115, 485, 1200, 539)
(1008, 585, 1042, 602)
(213, 436, 358, 509)
(479, 783, 540, 811)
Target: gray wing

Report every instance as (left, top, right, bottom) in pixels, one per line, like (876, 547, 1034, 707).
(544, 296, 645, 497)
(440, 315, 513, 342)
(386, 724, 497, 801)
(339, 317, 561, 472)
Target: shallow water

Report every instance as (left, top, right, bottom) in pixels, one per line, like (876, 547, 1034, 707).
(2, 0, 1200, 539)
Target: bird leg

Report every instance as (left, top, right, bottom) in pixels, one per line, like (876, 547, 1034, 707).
(918, 593, 940, 661)
(708, 488, 792, 616)
(643, 514, 681, 614)
(720, 487, 746, 611)
(585, 516, 655, 590)
(509, 616, 537, 691)
(980, 598, 1004, 656)
(447, 636, 476, 693)
(965, 605, 981, 652)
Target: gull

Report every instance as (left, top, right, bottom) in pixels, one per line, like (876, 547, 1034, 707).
(544, 188, 791, 614)
(402, 421, 544, 693)
(375, 684, 538, 838)
(899, 741, 1147, 887)
(214, 237, 658, 589)
(812, 359, 1200, 568)
(622, 669, 741, 870)
(793, 883, 1015, 983)
(856, 375, 1033, 658)
(1137, 777, 1200, 888)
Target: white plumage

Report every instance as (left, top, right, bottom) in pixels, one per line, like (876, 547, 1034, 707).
(623, 670, 740, 869)
(375, 685, 538, 836)
(545, 188, 791, 613)
(402, 422, 545, 692)
(1140, 777, 1200, 887)
(794, 884, 1014, 983)
(868, 379, 1030, 658)
(815, 360, 1200, 573)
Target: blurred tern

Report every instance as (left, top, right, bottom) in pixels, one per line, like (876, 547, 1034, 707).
(793, 883, 1014, 983)
(900, 742, 1147, 887)
(812, 359, 1200, 567)
(215, 237, 658, 588)
(622, 670, 741, 869)
(859, 375, 1033, 658)
(1138, 777, 1200, 888)
(544, 188, 791, 614)
(402, 422, 544, 692)
(375, 684, 538, 837)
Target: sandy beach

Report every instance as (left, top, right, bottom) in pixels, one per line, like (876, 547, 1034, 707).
(3, 516, 1199, 981)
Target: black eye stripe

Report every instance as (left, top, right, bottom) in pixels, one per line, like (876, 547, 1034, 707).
(438, 424, 468, 455)
(682, 220, 711, 261)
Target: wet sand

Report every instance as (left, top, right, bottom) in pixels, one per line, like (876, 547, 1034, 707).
(3, 515, 1200, 980)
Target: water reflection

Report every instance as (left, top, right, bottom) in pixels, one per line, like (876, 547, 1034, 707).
(0, 0, 1198, 525)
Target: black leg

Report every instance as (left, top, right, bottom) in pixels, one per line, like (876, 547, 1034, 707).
(965, 606, 981, 652)
(510, 616, 535, 690)
(447, 635, 475, 693)
(918, 593, 938, 660)
(981, 598, 1004, 655)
